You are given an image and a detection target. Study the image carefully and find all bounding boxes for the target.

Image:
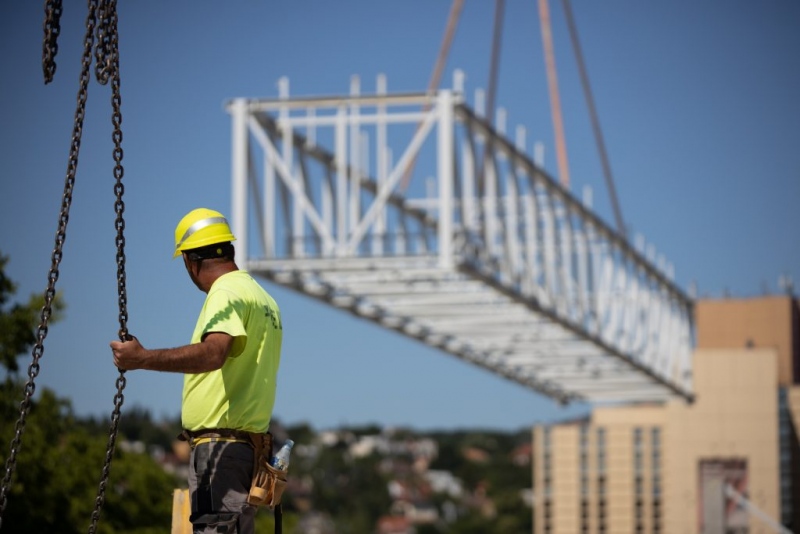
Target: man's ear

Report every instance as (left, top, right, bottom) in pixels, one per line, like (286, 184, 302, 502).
(182, 253, 197, 273)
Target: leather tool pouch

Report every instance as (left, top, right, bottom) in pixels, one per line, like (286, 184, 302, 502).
(247, 432, 287, 508)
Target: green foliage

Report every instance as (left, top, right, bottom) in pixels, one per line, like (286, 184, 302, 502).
(284, 421, 315, 446)
(97, 449, 179, 533)
(0, 251, 65, 374)
(0, 381, 179, 533)
(253, 508, 300, 532)
(116, 405, 182, 450)
(304, 447, 392, 532)
(270, 425, 533, 534)
(0, 254, 178, 532)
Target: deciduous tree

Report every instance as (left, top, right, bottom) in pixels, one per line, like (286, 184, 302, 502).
(0, 251, 178, 532)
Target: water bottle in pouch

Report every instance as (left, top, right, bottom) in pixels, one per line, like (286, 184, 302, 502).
(271, 439, 294, 471)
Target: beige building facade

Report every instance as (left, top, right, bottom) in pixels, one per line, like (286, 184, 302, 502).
(532, 296, 800, 534)
(695, 296, 799, 386)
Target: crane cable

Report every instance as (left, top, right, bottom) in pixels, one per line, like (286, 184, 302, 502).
(560, 0, 626, 236)
(538, 0, 571, 190)
(398, 0, 465, 193)
(475, 0, 506, 201)
(0, 1, 130, 532)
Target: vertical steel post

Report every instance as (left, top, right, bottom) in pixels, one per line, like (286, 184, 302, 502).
(437, 90, 454, 269)
(349, 76, 361, 246)
(277, 79, 301, 258)
(335, 105, 348, 254)
(230, 98, 248, 268)
(461, 138, 476, 233)
(264, 134, 275, 257)
(375, 74, 388, 255)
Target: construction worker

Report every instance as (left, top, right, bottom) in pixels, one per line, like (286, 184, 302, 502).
(110, 207, 283, 533)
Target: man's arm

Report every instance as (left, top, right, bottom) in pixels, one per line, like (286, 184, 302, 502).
(110, 332, 233, 373)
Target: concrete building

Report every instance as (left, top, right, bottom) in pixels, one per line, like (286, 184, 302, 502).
(695, 296, 799, 386)
(532, 295, 800, 534)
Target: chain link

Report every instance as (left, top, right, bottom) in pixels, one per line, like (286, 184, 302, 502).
(93, 0, 113, 85)
(0, 1, 99, 527)
(1, 0, 130, 530)
(42, 0, 63, 84)
(88, 1, 128, 532)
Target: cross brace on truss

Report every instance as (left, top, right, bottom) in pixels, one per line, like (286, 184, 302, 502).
(225, 73, 695, 405)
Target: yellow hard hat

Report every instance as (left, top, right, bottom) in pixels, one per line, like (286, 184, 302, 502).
(173, 208, 236, 258)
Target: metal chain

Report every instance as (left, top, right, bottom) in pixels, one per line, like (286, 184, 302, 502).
(2, 0, 131, 530)
(93, 0, 112, 85)
(42, 0, 63, 84)
(0, 0, 100, 528)
(88, 1, 129, 532)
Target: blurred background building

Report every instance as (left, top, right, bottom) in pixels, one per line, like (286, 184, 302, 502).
(532, 295, 800, 534)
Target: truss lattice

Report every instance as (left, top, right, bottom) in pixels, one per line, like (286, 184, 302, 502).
(226, 74, 694, 404)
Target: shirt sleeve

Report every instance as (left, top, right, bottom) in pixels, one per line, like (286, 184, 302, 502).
(201, 287, 248, 358)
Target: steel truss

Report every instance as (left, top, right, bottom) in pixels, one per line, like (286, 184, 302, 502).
(226, 74, 694, 405)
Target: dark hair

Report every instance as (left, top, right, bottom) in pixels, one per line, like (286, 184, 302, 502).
(185, 242, 234, 261)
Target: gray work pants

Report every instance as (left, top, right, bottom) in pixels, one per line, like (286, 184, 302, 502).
(188, 441, 257, 534)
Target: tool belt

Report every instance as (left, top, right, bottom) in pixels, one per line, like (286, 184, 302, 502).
(179, 428, 252, 447)
(246, 432, 287, 509)
(179, 428, 287, 509)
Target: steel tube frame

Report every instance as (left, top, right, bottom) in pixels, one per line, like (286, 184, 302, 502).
(226, 74, 695, 405)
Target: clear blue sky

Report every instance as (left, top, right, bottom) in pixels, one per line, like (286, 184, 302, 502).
(1, 2, 798, 432)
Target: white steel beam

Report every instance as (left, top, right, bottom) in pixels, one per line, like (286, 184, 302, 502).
(227, 76, 695, 406)
(230, 98, 248, 265)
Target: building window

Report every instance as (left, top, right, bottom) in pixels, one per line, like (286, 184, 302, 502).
(651, 427, 662, 531)
(778, 388, 794, 527)
(544, 500, 552, 533)
(597, 427, 606, 474)
(580, 424, 589, 496)
(597, 427, 606, 533)
(633, 426, 645, 532)
(543, 426, 552, 500)
(579, 426, 589, 534)
(698, 459, 749, 533)
(633, 427, 643, 474)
